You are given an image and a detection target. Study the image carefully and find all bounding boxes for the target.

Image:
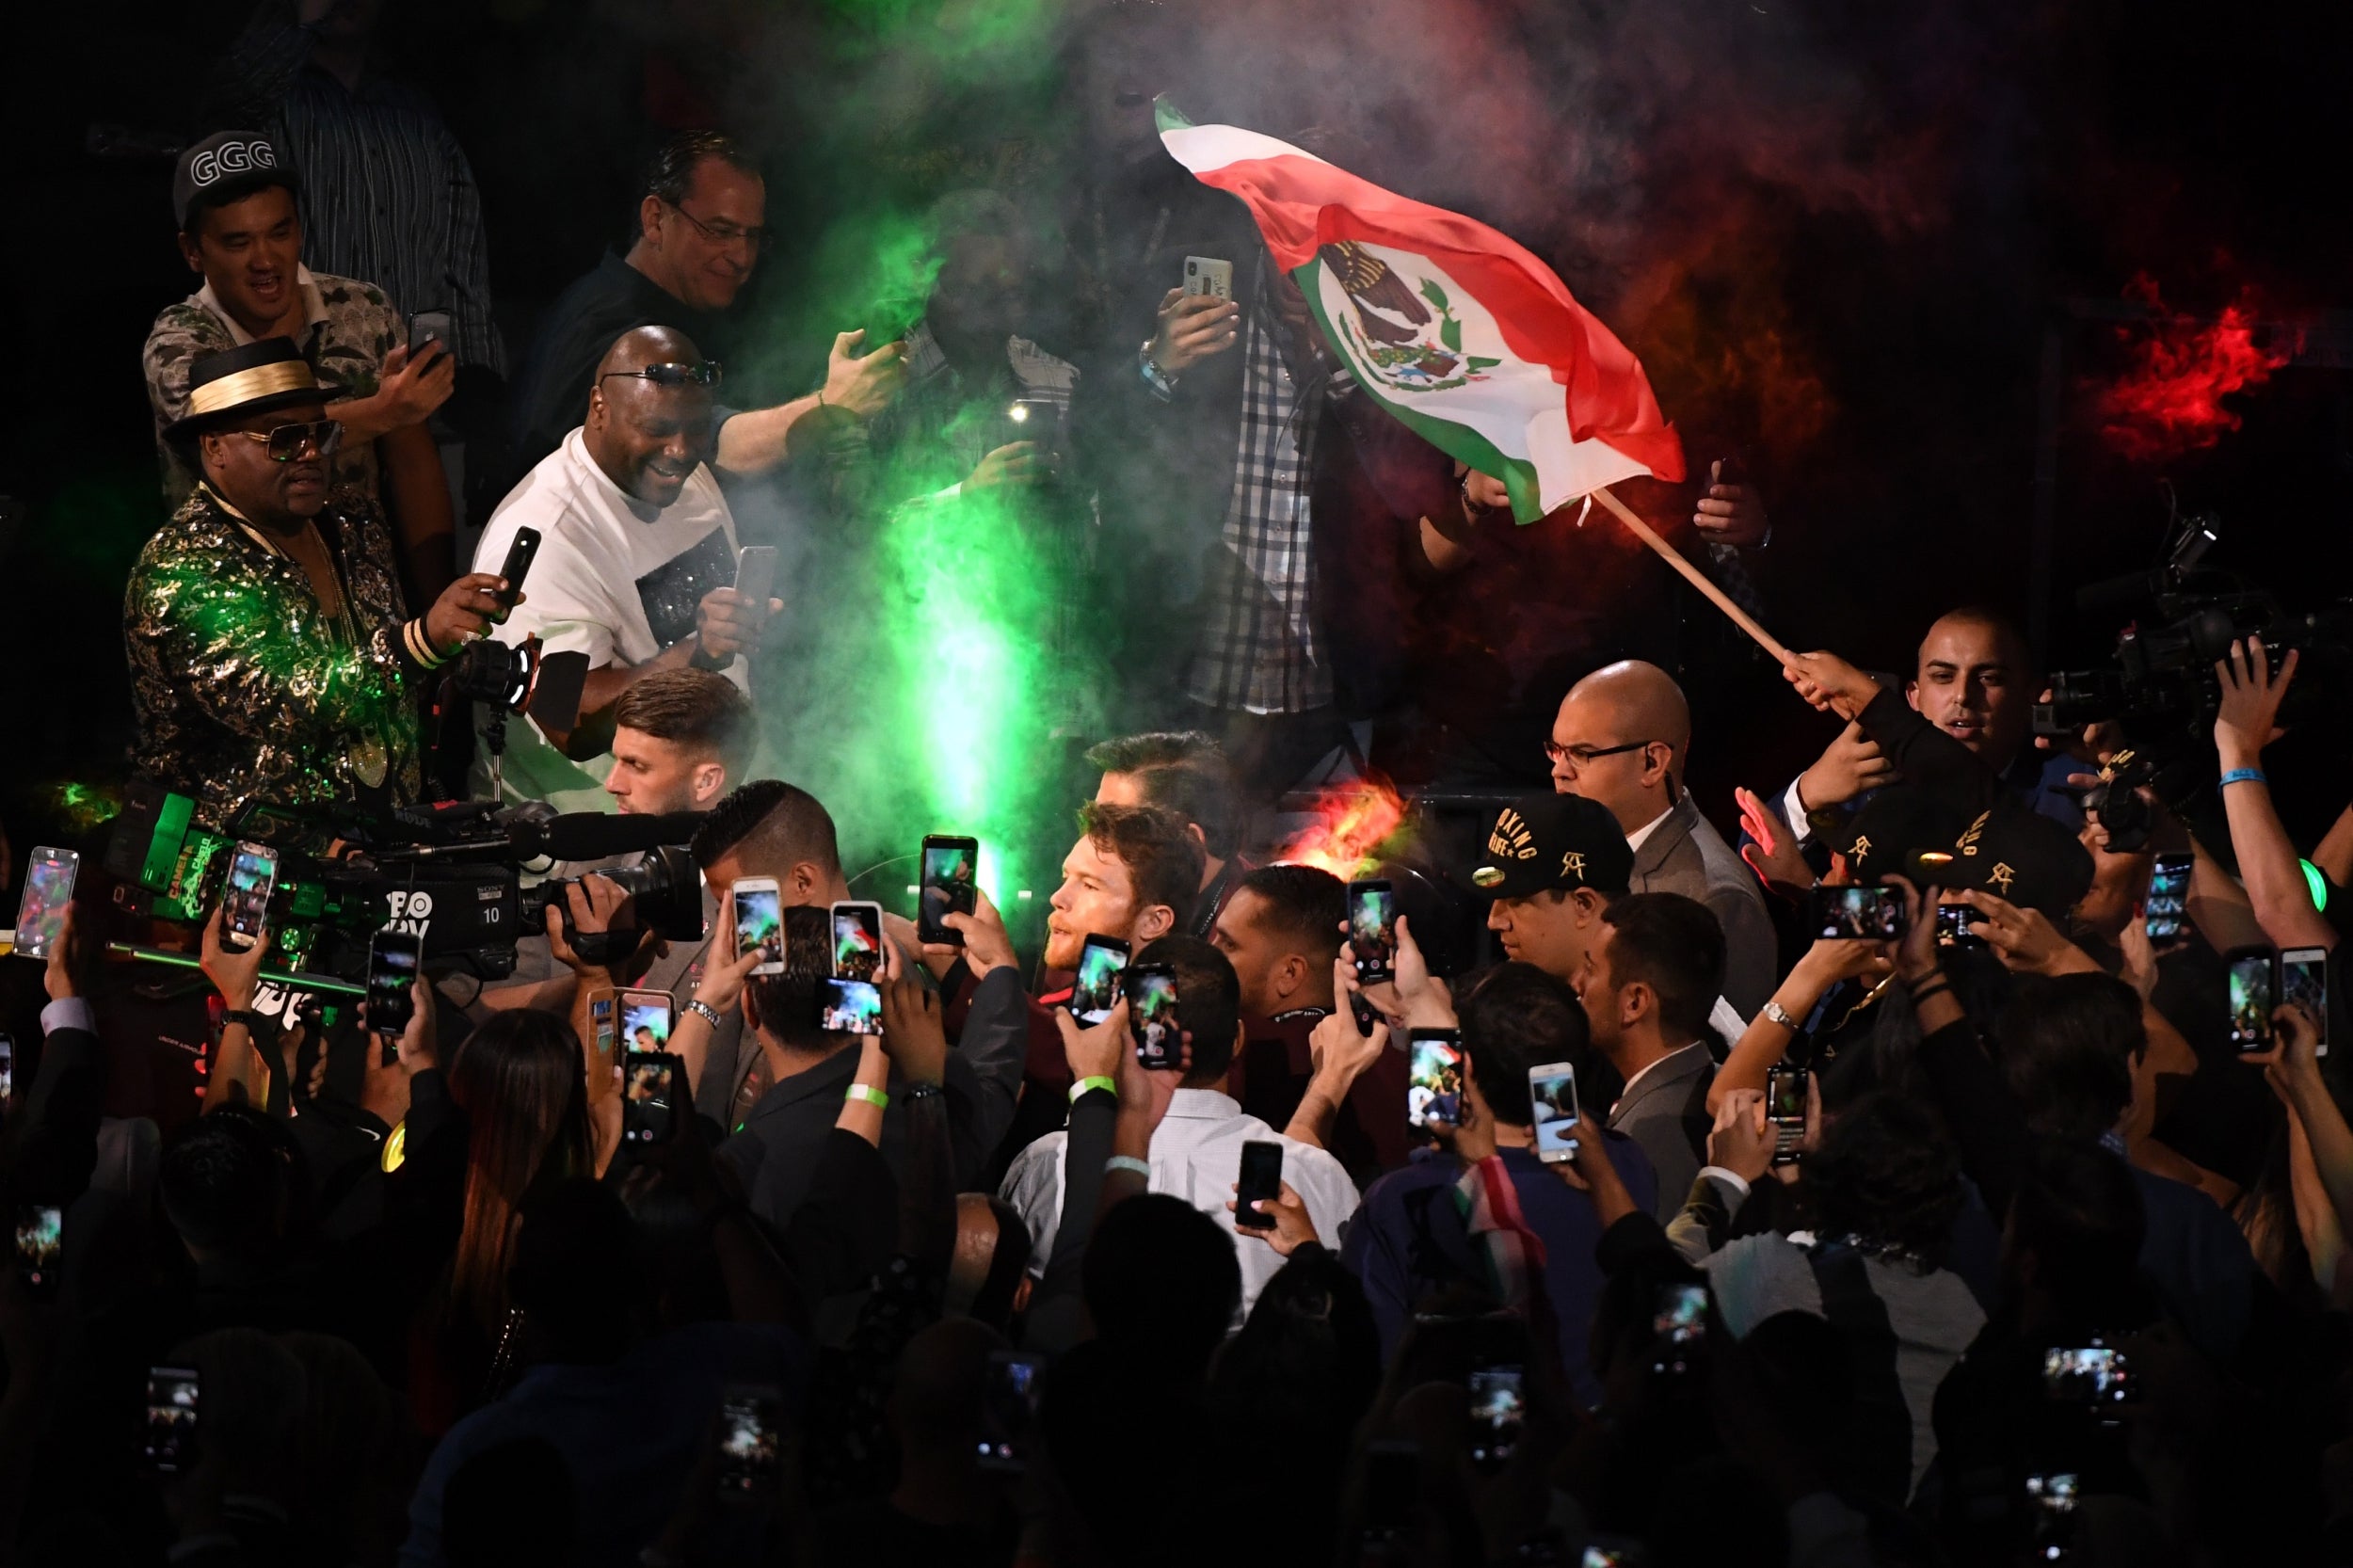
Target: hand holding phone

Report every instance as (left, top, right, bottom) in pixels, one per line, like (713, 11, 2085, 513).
(732, 545, 779, 623)
(1528, 1061, 1579, 1163)
(619, 988, 677, 1051)
(494, 525, 541, 610)
(1806, 884, 1905, 941)
(730, 878, 784, 976)
(1234, 1140, 1284, 1227)
(2143, 853, 2193, 943)
(918, 836, 980, 946)
(622, 1051, 682, 1144)
(1348, 880, 1398, 984)
(2227, 946, 2276, 1051)
(830, 901, 886, 982)
(13, 847, 79, 960)
(1068, 935, 1132, 1025)
(1406, 1028, 1464, 1135)
(223, 843, 279, 952)
(1766, 1064, 1808, 1165)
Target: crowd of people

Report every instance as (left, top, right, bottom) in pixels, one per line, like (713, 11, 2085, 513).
(0, 2, 2347, 1565)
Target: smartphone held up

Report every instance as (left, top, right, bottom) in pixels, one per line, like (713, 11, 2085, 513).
(1127, 963, 1182, 1070)
(919, 835, 980, 946)
(1349, 879, 1398, 984)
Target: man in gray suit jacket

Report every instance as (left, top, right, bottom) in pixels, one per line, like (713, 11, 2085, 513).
(1546, 661, 1776, 1017)
(1579, 892, 1728, 1222)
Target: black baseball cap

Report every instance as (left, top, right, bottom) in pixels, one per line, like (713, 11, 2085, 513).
(173, 130, 298, 231)
(1943, 803, 2094, 919)
(1836, 787, 1972, 887)
(1468, 792, 1634, 901)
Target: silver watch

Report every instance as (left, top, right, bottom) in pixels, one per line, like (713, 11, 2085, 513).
(684, 1000, 726, 1030)
(1760, 1000, 1798, 1030)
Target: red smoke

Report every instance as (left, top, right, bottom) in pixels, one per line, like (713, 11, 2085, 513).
(1276, 778, 1409, 881)
(2092, 275, 2295, 464)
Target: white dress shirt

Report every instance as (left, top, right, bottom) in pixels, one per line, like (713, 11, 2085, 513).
(1625, 797, 1678, 855)
(1000, 1088, 1361, 1320)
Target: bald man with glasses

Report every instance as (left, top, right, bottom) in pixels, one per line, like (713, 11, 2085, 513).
(1548, 660, 1777, 1017)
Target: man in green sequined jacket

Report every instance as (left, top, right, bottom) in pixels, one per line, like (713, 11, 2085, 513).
(125, 338, 514, 833)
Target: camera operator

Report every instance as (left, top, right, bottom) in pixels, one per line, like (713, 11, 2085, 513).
(470, 327, 778, 809)
(126, 340, 513, 833)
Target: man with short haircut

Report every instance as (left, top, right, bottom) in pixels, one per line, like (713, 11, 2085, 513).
(1000, 936, 1359, 1316)
(694, 784, 1024, 1200)
(605, 668, 756, 815)
(971, 801, 1206, 1173)
(1212, 863, 1408, 1183)
(1548, 660, 1774, 1016)
(145, 130, 457, 602)
(472, 327, 774, 809)
(1341, 963, 1657, 1404)
(127, 339, 507, 832)
(1089, 730, 1251, 936)
(1578, 892, 1727, 1221)
(1772, 607, 2084, 856)
(507, 130, 904, 488)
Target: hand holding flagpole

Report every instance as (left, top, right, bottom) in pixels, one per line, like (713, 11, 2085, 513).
(1589, 487, 1794, 665)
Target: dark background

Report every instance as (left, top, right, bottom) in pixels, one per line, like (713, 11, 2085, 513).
(2, 0, 2348, 856)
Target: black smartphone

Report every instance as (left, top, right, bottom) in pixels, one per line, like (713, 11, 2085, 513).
(717, 1384, 781, 1496)
(1235, 1139, 1283, 1228)
(818, 977, 884, 1036)
(15, 1205, 62, 1297)
(1934, 901, 1981, 950)
(622, 1050, 681, 1144)
(494, 525, 541, 610)
(2226, 945, 2275, 1051)
(13, 846, 78, 960)
(2041, 1342, 2137, 1406)
(1348, 878, 1397, 983)
(977, 1349, 1046, 1472)
(1766, 1063, 1807, 1165)
(143, 1366, 200, 1474)
(1407, 1028, 1464, 1134)
(1806, 884, 1905, 941)
(408, 308, 454, 363)
(1362, 1440, 1418, 1540)
(732, 544, 778, 613)
(1127, 962, 1182, 1070)
(1466, 1366, 1525, 1471)
(1005, 396, 1065, 461)
(1068, 934, 1131, 1025)
(1651, 1281, 1707, 1375)
(2144, 852, 2193, 943)
(829, 900, 885, 983)
(2282, 946, 2329, 1057)
(366, 929, 421, 1047)
(919, 835, 980, 946)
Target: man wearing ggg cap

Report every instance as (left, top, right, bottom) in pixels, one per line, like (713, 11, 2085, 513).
(143, 129, 457, 604)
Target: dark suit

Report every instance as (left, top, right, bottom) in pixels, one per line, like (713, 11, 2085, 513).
(1631, 793, 1777, 1018)
(1607, 1040, 1715, 1224)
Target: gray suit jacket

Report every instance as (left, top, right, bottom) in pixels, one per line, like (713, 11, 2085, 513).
(1607, 1040, 1716, 1224)
(1631, 793, 1777, 1019)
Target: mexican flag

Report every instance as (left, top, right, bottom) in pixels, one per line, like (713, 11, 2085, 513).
(1159, 104, 1684, 522)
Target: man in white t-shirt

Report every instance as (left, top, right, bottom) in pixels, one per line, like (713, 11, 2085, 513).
(472, 326, 778, 807)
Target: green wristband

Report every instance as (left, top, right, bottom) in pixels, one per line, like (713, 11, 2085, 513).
(1070, 1075, 1116, 1103)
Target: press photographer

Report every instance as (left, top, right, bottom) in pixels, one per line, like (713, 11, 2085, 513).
(125, 339, 515, 834)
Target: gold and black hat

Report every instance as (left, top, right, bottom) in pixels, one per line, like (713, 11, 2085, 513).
(1468, 792, 1634, 901)
(164, 338, 328, 440)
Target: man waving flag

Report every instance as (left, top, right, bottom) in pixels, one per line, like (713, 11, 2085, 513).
(1158, 101, 1685, 523)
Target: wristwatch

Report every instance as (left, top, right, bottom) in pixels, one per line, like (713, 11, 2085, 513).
(222, 1008, 274, 1036)
(1760, 1000, 1798, 1031)
(684, 1000, 725, 1030)
(1138, 342, 1178, 398)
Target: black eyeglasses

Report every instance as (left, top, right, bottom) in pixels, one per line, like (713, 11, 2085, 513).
(665, 200, 773, 252)
(599, 362, 724, 390)
(233, 420, 344, 462)
(1543, 738, 1660, 768)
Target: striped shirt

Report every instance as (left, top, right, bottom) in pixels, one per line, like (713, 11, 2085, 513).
(205, 18, 504, 374)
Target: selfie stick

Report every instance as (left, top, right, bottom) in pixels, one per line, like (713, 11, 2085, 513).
(105, 941, 367, 999)
(1590, 486, 1792, 665)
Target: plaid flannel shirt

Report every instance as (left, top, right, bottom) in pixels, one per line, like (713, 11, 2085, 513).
(1185, 272, 1341, 715)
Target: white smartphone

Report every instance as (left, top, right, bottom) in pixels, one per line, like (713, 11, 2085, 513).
(2283, 947, 2329, 1057)
(1527, 1061, 1579, 1164)
(733, 545, 778, 613)
(223, 841, 279, 952)
(1182, 255, 1234, 301)
(730, 876, 784, 976)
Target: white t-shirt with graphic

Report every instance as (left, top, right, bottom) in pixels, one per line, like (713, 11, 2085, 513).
(470, 428, 746, 808)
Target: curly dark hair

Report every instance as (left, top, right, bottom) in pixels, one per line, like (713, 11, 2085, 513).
(1806, 1092, 1964, 1259)
(1996, 972, 2143, 1141)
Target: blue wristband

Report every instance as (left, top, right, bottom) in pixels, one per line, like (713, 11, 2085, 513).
(2219, 767, 2267, 790)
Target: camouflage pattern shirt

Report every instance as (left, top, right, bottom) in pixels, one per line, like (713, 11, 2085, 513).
(141, 267, 405, 508)
(125, 484, 423, 833)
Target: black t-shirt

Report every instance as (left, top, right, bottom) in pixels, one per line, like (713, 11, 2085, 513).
(504, 251, 733, 493)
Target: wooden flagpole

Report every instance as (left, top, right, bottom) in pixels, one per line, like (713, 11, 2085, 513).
(1590, 486, 1793, 665)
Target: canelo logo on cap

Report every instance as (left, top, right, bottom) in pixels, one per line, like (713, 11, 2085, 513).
(1957, 810, 1990, 858)
(189, 139, 278, 189)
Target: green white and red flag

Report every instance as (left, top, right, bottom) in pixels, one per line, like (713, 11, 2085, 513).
(1159, 103, 1685, 522)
